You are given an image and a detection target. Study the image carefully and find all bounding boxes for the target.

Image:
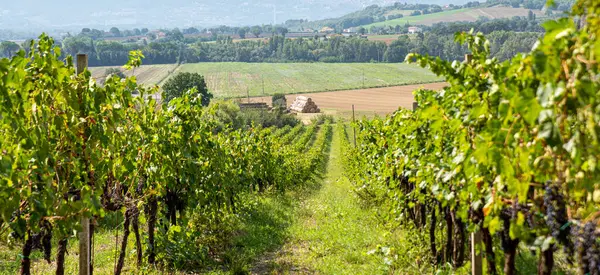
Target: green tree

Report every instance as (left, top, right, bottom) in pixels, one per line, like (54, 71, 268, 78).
(251, 26, 262, 38)
(0, 41, 20, 57)
(271, 93, 287, 110)
(123, 30, 134, 37)
(62, 36, 94, 57)
(110, 27, 121, 37)
(184, 27, 200, 34)
(87, 29, 104, 39)
(238, 28, 247, 39)
(141, 28, 149, 34)
(279, 27, 289, 37)
(167, 28, 184, 42)
(162, 72, 213, 105)
(358, 27, 366, 35)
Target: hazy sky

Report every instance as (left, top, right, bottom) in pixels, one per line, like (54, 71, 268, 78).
(0, 0, 464, 32)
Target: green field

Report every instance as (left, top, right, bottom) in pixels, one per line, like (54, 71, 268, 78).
(363, 6, 544, 28)
(174, 62, 442, 98)
(365, 8, 469, 28)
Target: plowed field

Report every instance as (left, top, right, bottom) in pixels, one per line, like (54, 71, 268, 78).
(250, 82, 446, 114)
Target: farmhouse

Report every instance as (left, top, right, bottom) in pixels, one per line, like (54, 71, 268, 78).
(408, 27, 422, 34)
(320, 26, 335, 33)
(343, 27, 358, 33)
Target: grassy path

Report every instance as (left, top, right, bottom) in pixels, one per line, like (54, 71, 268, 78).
(0, 124, 408, 274)
(253, 124, 392, 274)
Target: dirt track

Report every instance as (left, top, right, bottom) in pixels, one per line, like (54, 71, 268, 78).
(250, 82, 446, 114)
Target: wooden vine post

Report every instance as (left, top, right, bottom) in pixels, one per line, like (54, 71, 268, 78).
(76, 54, 92, 275)
(472, 230, 483, 275)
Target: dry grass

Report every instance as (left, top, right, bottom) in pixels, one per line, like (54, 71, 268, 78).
(89, 64, 180, 86)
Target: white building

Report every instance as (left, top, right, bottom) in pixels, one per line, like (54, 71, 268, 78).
(408, 27, 422, 34)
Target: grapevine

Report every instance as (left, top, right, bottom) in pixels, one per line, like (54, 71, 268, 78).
(0, 34, 333, 274)
(341, 0, 600, 273)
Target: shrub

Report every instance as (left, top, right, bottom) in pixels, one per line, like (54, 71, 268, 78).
(238, 109, 299, 128)
(203, 100, 299, 131)
(271, 93, 287, 110)
(105, 67, 126, 79)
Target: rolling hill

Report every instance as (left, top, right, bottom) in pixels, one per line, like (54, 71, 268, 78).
(0, 0, 469, 33)
(362, 6, 544, 28)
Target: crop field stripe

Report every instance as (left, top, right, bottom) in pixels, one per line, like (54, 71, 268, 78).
(175, 63, 442, 98)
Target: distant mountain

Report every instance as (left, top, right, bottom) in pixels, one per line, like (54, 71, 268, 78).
(0, 0, 468, 33)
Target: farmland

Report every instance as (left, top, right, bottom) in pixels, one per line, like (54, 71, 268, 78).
(175, 62, 442, 98)
(89, 64, 179, 86)
(88, 63, 442, 102)
(251, 82, 446, 115)
(363, 6, 545, 28)
(366, 34, 402, 45)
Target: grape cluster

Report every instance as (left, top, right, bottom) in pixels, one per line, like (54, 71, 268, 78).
(573, 222, 600, 274)
(544, 182, 571, 249)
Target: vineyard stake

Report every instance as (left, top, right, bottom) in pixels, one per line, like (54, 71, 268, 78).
(76, 54, 92, 275)
(472, 231, 483, 275)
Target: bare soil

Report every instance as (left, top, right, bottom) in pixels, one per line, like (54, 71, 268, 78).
(251, 82, 446, 114)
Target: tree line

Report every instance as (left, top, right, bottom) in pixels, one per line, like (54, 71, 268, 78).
(61, 33, 539, 66)
(0, 16, 544, 65)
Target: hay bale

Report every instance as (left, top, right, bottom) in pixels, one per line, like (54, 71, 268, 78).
(289, 96, 320, 113)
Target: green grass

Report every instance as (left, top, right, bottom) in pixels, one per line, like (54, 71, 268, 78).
(271, 125, 391, 273)
(367, 34, 400, 39)
(174, 63, 442, 98)
(363, 6, 545, 28)
(364, 8, 471, 28)
(383, 9, 416, 17)
(249, 122, 436, 274)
